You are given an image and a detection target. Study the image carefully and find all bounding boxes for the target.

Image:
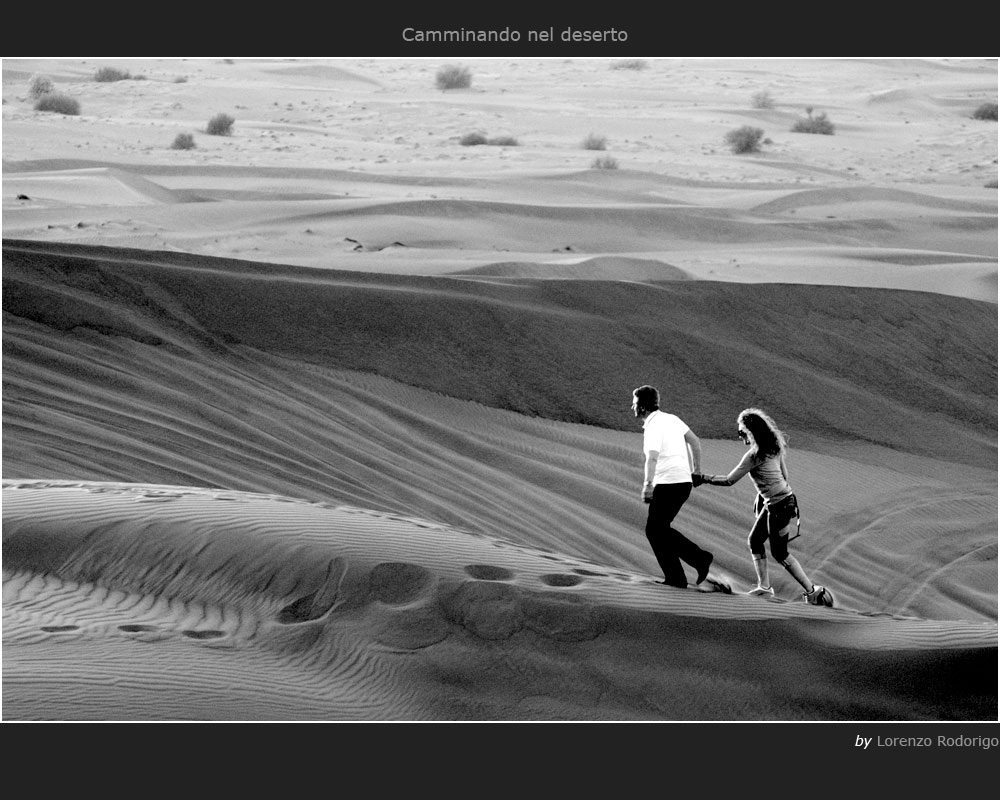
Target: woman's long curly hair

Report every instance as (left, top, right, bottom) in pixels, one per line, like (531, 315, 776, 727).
(738, 408, 787, 458)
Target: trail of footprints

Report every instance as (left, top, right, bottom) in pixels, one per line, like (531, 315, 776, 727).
(27, 559, 637, 640)
(462, 562, 631, 586)
(38, 622, 228, 639)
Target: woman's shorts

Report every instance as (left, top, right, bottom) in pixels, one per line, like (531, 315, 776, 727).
(749, 494, 800, 560)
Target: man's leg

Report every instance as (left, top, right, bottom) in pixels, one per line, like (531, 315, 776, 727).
(663, 482, 713, 582)
(646, 483, 706, 587)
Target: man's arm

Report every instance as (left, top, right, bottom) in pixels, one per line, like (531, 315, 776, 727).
(642, 449, 658, 501)
(684, 429, 702, 473)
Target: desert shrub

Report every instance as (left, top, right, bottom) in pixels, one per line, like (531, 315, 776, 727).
(487, 135, 519, 146)
(459, 132, 488, 146)
(34, 93, 80, 115)
(791, 108, 835, 135)
(171, 132, 196, 150)
(436, 64, 471, 90)
(591, 155, 619, 169)
(984, 179, 998, 189)
(725, 125, 764, 154)
(174, 76, 188, 83)
(206, 112, 235, 135)
(972, 102, 997, 121)
(611, 59, 647, 71)
(582, 133, 607, 150)
(94, 66, 131, 82)
(28, 74, 54, 99)
(751, 90, 775, 109)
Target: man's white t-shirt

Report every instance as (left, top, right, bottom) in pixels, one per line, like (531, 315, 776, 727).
(642, 410, 692, 485)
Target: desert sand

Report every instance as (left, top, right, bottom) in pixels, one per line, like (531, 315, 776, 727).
(1, 57, 997, 722)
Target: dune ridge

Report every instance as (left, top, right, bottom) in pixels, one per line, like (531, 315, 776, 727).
(4, 162, 994, 299)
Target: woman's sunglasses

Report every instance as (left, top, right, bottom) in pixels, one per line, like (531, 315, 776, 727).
(737, 429, 750, 443)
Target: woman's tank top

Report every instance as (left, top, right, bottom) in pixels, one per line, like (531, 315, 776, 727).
(749, 452, 793, 505)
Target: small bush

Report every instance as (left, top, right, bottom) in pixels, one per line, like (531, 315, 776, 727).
(984, 179, 998, 189)
(436, 64, 471, 90)
(34, 93, 80, 115)
(171, 132, 196, 150)
(611, 59, 648, 71)
(582, 133, 607, 151)
(751, 90, 775, 109)
(972, 102, 998, 121)
(725, 125, 765, 154)
(174, 76, 188, 83)
(206, 112, 235, 136)
(487, 135, 519, 146)
(94, 66, 131, 82)
(459, 132, 488, 146)
(791, 108, 835, 135)
(591, 155, 619, 169)
(28, 74, 54, 99)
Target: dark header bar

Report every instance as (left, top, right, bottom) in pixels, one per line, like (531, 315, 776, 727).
(3, 6, 992, 57)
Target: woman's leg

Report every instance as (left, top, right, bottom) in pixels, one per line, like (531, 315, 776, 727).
(767, 502, 814, 593)
(747, 508, 770, 590)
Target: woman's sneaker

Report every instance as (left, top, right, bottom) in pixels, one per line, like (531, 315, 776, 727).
(747, 585, 774, 597)
(804, 585, 834, 606)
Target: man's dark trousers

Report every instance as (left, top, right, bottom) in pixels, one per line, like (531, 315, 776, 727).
(645, 482, 712, 587)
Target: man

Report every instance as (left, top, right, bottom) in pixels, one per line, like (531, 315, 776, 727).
(632, 384, 714, 588)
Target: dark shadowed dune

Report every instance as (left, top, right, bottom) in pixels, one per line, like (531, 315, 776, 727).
(4, 239, 995, 466)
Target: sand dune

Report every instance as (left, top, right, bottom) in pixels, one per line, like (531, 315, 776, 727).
(3, 480, 995, 721)
(2, 57, 996, 721)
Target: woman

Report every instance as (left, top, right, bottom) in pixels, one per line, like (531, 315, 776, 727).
(693, 408, 833, 606)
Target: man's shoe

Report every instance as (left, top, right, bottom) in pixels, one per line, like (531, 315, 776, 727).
(695, 553, 713, 585)
(747, 585, 774, 597)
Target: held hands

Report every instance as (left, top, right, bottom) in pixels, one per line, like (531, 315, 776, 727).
(642, 482, 655, 503)
(691, 473, 708, 487)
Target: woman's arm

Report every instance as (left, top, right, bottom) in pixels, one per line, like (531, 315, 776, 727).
(701, 450, 757, 486)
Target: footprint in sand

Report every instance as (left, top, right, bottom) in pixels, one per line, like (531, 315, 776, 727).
(540, 573, 584, 587)
(367, 562, 435, 604)
(41, 625, 79, 633)
(277, 557, 348, 624)
(119, 624, 159, 633)
(182, 630, 225, 639)
(464, 564, 513, 581)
